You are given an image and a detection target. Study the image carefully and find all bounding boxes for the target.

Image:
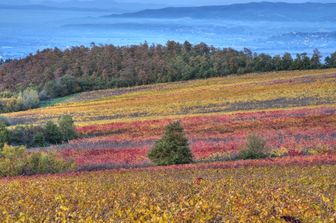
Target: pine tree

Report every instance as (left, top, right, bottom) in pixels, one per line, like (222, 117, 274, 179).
(148, 121, 193, 166)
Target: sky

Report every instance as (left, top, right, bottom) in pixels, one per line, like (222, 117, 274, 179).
(5, 0, 336, 7)
(117, 0, 336, 5)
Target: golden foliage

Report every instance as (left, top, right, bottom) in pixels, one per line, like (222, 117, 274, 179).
(0, 165, 335, 222)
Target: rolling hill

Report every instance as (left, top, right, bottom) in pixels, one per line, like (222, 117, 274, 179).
(1, 68, 336, 222)
(2, 2, 336, 221)
(4, 68, 336, 167)
(0, 4, 120, 12)
(106, 2, 336, 21)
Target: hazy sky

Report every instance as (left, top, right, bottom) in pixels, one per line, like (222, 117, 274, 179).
(9, 0, 336, 6)
(117, 0, 336, 5)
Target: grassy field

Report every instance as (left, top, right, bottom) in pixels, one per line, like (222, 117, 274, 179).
(0, 164, 335, 222)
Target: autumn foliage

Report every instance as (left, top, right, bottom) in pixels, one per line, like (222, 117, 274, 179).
(0, 164, 335, 222)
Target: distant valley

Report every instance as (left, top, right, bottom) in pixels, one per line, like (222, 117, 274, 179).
(1, 2, 336, 59)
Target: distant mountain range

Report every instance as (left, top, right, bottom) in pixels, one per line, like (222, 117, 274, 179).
(0, 4, 123, 12)
(0, 0, 165, 12)
(106, 2, 336, 21)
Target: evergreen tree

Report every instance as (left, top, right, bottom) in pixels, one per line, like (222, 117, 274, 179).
(148, 121, 193, 166)
(325, 52, 336, 67)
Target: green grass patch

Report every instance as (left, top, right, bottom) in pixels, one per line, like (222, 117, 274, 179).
(39, 94, 78, 107)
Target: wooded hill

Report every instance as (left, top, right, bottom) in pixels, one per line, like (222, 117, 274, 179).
(1, 41, 336, 99)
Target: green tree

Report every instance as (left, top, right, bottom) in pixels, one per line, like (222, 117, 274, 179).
(43, 121, 63, 144)
(281, 53, 293, 70)
(148, 121, 193, 166)
(58, 115, 77, 142)
(58, 74, 81, 96)
(33, 132, 46, 147)
(325, 52, 336, 68)
(43, 80, 60, 98)
(0, 123, 10, 149)
(311, 49, 322, 69)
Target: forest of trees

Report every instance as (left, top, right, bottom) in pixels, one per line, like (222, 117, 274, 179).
(1, 41, 336, 102)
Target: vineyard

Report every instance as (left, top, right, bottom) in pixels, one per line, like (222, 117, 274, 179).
(5, 69, 336, 126)
(0, 164, 335, 222)
(1, 68, 336, 221)
(3, 69, 336, 168)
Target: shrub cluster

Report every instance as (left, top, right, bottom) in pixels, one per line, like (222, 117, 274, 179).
(0, 116, 10, 126)
(0, 88, 40, 113)
(9, 115, 77, 148)
(0, 144, 74, 177)
(238, 134, 269, 160)
(0, 123, 10, 149)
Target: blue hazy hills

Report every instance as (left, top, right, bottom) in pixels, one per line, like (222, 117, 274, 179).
(1, 2, 336, 59)
(107, 2, 336, 21)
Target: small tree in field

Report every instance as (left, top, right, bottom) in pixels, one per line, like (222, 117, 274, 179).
(148, 121, 193, 166)
(239, 134, 269, 160)
(58, 115, 77, 142)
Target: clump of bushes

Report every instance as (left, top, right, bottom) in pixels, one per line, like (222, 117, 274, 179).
(9, 115, 77, 148)
(17, 88, 40, 110)
(44, 121, 64, 145)
(0, 115, 77, 177)
(10, 125, 44, 147)
(0, 97, 22, 113)
(41, 75, 79, 99)
(0, 144, 74, 177)
(0, 88, 40, 113)
(58, 115, 77, 142)
(238, 134, 269, 160)
(0, 116, 10, 126)
(148, 121, 193, 166)
(0, 122, 10, 148)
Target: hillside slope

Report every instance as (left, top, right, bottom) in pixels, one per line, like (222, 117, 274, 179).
(1, 42, 334, 97)
(4, 69, 336, 168)
(6, 69, 336, 126)
(107, 2, 336, 21)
